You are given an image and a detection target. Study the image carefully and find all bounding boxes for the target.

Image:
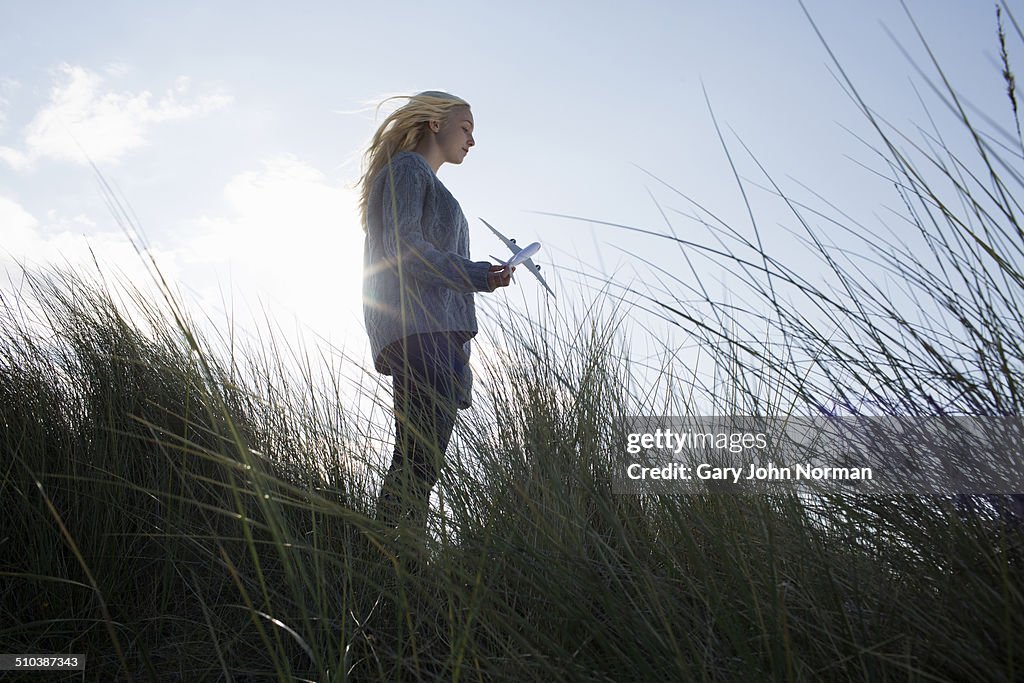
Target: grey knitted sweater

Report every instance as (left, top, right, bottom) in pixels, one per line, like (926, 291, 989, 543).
(362, 150, 493, 407)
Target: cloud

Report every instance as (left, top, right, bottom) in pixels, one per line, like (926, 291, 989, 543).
(0, 195, 181, 295)
(0, 64, 231, 169)
(181, 155, 368, 351)
(0, 195, 38, 245)
(0, 78, 19, 135)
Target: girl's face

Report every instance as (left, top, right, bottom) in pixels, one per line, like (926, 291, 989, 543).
(436, 106, 475, 165)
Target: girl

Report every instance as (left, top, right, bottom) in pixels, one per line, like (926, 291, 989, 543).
(359, 91, 512, 534)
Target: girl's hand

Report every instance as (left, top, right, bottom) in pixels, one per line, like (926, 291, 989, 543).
(487, 264, 515, 290)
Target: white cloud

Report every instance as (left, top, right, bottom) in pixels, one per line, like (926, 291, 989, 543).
(103, 62, 132, 78)
(0, 195, 38, 246)
(183, 155, 366, 347)
(0, 78, 19, 135)
(0, 64, 231, 169)
(0, 195, 181, 295)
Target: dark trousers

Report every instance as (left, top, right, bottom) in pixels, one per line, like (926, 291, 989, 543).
(376, 332, 468, 532)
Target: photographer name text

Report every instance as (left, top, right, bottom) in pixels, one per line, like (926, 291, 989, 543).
(626, 461, 873, 483)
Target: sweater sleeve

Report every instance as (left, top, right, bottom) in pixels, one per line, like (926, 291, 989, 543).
(379, 157, 493, 293)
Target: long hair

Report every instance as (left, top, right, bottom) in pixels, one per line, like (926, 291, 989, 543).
(357, 90, 470, 231)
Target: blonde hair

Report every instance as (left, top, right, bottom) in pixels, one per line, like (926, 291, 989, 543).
(356, 90, 470, 231)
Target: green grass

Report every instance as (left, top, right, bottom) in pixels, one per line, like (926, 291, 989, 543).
(3, 3, 1024, 681)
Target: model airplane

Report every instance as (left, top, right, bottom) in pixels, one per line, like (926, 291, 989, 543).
(480, 217, 556, 297)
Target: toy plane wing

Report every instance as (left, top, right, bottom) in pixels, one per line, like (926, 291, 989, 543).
(479, 217, 556, 298)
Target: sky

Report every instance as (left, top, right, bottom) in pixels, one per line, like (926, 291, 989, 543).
(0, 0, 1018, 409)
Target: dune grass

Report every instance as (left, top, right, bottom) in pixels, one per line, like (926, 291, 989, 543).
(0, 259, 1020, 681)
(3, 4, 1024, 681)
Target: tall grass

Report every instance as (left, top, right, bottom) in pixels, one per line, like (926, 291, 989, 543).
(2, 265, 1021, 681)
(3, 3, 1024, 681)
